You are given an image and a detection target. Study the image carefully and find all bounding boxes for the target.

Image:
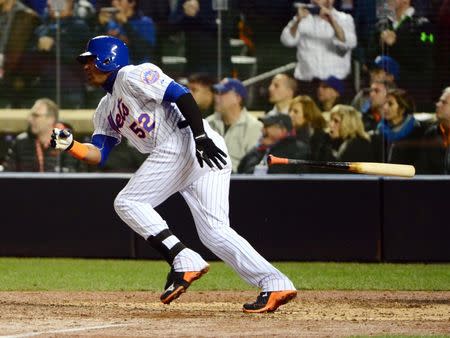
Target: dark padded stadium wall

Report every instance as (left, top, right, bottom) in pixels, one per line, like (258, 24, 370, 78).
(3, 175, 449, 262)
(382, 178, 450, 262)
(0, 177, 134, 258)
(0, 175, 381, 261)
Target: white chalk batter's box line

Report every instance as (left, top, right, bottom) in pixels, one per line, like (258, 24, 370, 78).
(0, 323, 131, 338)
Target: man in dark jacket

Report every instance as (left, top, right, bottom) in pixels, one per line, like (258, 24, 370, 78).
(368, 0, 434, 110)
(417, 87, 450, 174)
(238, 114, 309, 174)
(1, 98, 81, 172)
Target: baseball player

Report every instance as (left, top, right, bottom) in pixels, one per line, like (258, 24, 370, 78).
(50, 35, 296, 313)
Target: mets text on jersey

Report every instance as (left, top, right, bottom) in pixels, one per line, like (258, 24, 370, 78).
(108, 98, 156, 138)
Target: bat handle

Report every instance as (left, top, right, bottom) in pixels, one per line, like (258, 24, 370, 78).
(267, 155, 289, 165)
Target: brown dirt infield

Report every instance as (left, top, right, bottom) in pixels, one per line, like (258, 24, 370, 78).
(0, 291, 449, 337)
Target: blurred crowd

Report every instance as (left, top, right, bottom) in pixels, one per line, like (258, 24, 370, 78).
(0, 0, 449, 174)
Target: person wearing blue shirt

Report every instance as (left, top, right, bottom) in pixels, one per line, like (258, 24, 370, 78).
(106, 0, 157, 64)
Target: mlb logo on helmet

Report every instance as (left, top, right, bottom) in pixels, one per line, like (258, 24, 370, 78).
(141, 69, 160, 85)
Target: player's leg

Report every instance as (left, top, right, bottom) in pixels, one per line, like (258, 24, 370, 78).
(113, 132, 209, 303)
(180, 168, 297, 313)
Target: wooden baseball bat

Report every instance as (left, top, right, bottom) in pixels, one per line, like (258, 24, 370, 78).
(267, 155, 415, 178)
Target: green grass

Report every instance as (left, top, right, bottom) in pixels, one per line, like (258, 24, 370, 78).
(0, 258, 449, 291)
(352, 336, 450, 338)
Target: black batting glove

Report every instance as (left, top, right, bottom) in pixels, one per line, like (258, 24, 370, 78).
(194, 133, 227, 170)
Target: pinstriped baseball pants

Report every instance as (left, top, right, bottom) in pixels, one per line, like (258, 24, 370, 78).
(114, 122, 295, 292)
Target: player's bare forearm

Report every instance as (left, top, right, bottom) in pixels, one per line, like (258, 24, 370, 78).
(52, 139, 100, 165)
(68, 142, 101, 165)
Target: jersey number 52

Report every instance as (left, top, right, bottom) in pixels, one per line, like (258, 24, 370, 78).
(130, 113, 155, 138)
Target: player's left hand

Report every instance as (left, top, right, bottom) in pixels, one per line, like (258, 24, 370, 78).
(50, 128, 74, 151)
(194, 134, 227, 169)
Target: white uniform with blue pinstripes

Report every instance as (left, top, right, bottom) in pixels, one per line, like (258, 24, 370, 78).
(92, 63, 295, 292)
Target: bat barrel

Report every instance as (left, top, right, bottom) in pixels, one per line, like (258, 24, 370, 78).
(349, 162, 415, 178)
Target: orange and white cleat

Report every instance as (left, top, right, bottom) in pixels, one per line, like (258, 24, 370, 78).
(160, 266, 209, 304)
(242, 290, 297, 313)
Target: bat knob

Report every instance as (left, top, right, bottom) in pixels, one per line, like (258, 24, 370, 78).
(267, 155, 289, 166)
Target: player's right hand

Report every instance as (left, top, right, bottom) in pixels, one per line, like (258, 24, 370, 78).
(50, 128, 74, 151)
(194, 134, 227, 170)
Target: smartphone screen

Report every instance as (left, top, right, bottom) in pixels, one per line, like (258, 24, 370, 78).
(293, 3, 321, 16)
(309, 6, 321, 15)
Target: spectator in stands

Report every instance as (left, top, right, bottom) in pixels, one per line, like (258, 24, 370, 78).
(25, 0, 96, 19)
(417, 87, 450, 174)
(362, 81, 395, 133)
(368, 0, 434, 111)
(280, 0, 356, 92)
(238, 114, 309, 174)
(323, 104, 375, 163)
(0, 0, 40, 108)
(352, 55, 399, 115)
(187, 72, 215, 118)
(317, 76, 343, 112)
(207, 78, 262, 172)
(288, 95, 329, 161)
(371, 55, 400, 85)
(105, 0, 157, 64)
(1, 98, 80, 172)
(267, 73, 298, 116)
(169, 0, 233, 76)
(32, 0, 90, 108)
(373, 88, 424, 164)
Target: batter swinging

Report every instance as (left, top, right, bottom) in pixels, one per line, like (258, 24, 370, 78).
(50, 36, 296, 313)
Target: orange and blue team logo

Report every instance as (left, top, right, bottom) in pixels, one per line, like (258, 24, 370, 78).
(141, 69, 159, 85)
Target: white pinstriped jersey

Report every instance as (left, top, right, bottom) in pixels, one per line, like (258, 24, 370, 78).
(99, 65, 296, 294)
(92, 63, 185, 153)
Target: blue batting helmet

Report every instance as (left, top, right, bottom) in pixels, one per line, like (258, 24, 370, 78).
(77, 35, 129, 72)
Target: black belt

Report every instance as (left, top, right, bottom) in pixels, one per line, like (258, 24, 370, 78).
(177, 120, 189, 129)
